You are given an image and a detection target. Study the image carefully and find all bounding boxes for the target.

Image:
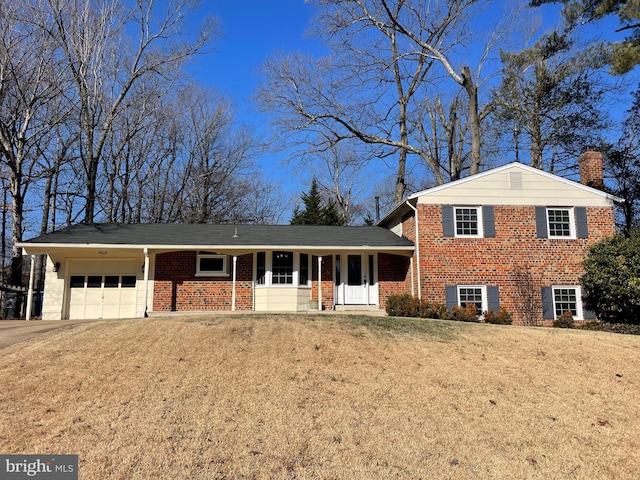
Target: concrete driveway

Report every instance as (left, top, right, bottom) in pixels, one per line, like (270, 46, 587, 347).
(0, 319, 105, 350)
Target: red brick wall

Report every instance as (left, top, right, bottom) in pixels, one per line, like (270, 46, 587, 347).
(310, 255, 335, 310)
(397, 204, 616, 324)
(153, 252, 253, 311)
(378, 253, 411, 311)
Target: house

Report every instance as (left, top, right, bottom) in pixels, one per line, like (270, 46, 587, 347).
(378, 151, 620, 324)
(18, 152, 621, 324)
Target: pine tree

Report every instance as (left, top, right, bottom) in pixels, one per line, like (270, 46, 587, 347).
(290, 178, 345, 225)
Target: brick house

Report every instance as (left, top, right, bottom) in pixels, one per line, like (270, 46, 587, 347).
(378, 151, 621, 324)
(19, 152, 620, 323)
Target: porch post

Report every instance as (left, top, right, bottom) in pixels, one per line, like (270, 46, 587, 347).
(232, 255, 237, 311)
(25, 253, 35, 321)
(317, 255, 322, 311)
(142, 248, 150, 317)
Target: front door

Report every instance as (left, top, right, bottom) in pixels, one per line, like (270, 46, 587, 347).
(344, 254, 367, 305)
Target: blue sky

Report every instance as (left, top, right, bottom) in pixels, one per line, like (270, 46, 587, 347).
(184, 1, 636, 221)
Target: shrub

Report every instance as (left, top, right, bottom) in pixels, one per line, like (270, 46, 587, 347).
(386, 295, 451, 320)
(581, 229, 640, 325)
(483, 307, 513, 325)
(451, 303, 481, 322)
(419, 300, 451, 320)
(577, 321, 640, 335)
(385, 294, 419, 317)
(553, 311, 575, 328)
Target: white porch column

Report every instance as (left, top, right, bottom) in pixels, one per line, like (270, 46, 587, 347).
(317, 255, 322, 311)
(25, 253, 35, 321)
(142, 248, 149, 317)
(232, 255, 237, 311)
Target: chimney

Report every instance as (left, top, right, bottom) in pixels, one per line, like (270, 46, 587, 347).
(578, 151, 604, 190)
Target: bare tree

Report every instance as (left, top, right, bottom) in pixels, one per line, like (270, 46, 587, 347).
(0, 1, 68, 285)
(258, 0, 519, 203)
(38, 0, 217, 223)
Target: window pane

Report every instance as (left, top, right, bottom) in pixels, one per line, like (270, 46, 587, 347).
(200, 257, 224, 272)
(272, 251, 293, 284)
(554, 287, 577, 316)
(548, 209, 572, 237)
(122, 276, 137, 288)
(335, 255, 341, 285)
(459, 287, 483, 315)
(256, 252, 266, 285)
(369, 254, 375, 285)
(104, 276, 119, 288)
(347, 255, 362, 286)
(455, 208, 479, 236)
(70, 276, 85, 288)
(87, 276, 102, 288)
(299, 253, 309, 285)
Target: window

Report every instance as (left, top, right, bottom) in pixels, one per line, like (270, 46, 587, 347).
(87, 276, 102, 288)
(256, 252, 266, 285)
(547, 208, 574, 238)
(457, 285, 486, 315)
(196, 252, 228, 276)
(536, 207, 588, 239)
(121, 276, 137, 288)
(443, 205, 495, 238)
(70, 276, 85, 288)
(553, 286, 582, 319)
(455, 207, 482, 237)
(272, 251, 293, 284)
(299, 253, 309, 286)
(104, 276, 119, 288)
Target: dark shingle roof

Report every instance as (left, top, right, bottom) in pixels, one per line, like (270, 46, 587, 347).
(22, 223, 413, 249)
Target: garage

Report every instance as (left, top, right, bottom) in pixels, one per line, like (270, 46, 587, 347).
(67, 260, 140, 319)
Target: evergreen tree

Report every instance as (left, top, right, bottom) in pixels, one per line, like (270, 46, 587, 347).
(290, 178, 345, 225)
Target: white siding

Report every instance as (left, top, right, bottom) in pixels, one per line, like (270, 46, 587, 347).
(41, 256, 65, 320)
(254, 287, 311, 312)
(415, 165, 613, 207)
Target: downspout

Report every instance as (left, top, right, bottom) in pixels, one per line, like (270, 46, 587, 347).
(231, 255, 237, 311)
(25, 253, 35, 321)
(317, 256, 322, 311)
(142, 248, 149, 317)
(406, 201, 421, 300)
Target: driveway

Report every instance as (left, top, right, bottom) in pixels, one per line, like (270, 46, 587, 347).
(0, 319, 105, 350)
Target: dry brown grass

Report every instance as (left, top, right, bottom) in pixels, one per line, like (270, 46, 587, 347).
(1, 314, 639, 479)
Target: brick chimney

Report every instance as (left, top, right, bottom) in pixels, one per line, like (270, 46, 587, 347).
(578, 151, 604, 189)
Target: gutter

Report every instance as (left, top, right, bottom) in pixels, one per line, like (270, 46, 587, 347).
(406, 200, 421, 300)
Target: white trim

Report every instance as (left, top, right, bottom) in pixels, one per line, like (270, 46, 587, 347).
(406, 201, 421, 300)
(546, 207, 576, 239)
(453, 206, 484, 238)
(231, 255, 237, 311)
(457, 285, 488, 314)
(318, 256, 323, 311)
(195, 253, 228, 277)
(551, 285, 584, 320)
(142, 248, 149, 317)
(26, 254, 35, 321)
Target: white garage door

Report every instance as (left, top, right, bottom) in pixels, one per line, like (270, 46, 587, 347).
(67, 260, 139, 319)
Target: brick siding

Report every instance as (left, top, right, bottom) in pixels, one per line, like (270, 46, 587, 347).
(399, 204, 616, 325)
(153, 251, 253, 311)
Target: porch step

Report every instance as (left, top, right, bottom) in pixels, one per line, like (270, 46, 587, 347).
(334, 305, 381, 312)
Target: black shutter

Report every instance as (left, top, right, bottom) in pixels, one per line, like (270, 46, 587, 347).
(483, 205, 496, 238)
(576, 207, 589, 239)
(442, 205, 454, 237)
(541, 287, 554, 320)
(445, 285, 458, 312)
(487, 286, 500, 312)
(535, 206, 548, 238)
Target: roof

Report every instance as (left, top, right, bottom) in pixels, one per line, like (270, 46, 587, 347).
(19, 223, 414, 251)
